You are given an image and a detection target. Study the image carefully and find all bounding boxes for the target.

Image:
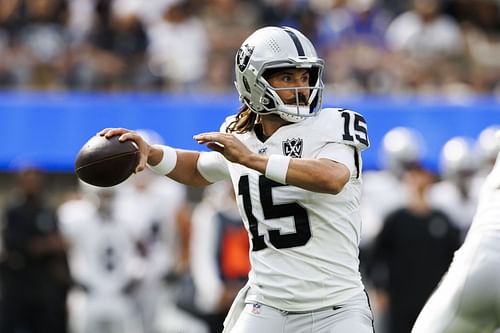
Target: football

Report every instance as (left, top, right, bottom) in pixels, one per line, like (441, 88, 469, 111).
(75, 135, 139, 187)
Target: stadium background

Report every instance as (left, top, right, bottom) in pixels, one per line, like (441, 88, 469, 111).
(0, 0, 498, 188)
(0, 0, 500, 332)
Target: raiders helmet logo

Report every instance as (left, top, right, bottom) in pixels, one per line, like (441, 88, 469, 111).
(237, 44, 254, 72)
(282, 138, 303, 158)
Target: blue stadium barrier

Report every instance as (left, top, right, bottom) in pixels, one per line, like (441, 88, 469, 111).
(0, 91, 499, 173)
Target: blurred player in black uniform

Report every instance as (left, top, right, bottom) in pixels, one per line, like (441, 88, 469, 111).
(368, 164, 461, 333)
(0, 167, 70, 333)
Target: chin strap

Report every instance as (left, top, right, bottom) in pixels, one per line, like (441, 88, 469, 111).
(277, 111, 305, 123)
(276, 104, 310, 122)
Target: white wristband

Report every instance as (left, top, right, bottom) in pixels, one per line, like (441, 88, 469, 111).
(265, 155, 291, 184)
(147, 145, 177, 175)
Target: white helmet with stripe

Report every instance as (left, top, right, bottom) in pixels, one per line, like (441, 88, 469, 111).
(476, 125, 500, 164)
(380, 127, 425, 176)
(234, 26, 324, 123)
(440, 136, 478, 179)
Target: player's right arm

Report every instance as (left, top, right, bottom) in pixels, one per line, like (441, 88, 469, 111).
(99, 128, 223, 187)
(149, 146, 210, 186)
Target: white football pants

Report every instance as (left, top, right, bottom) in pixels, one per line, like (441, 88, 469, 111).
(227, 292, 374, 333)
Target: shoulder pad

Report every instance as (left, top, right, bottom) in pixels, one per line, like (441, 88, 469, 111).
(220, 114, 237, 133)
(319, 108, 370, 151)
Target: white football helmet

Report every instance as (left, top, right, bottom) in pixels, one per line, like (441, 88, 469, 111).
(476, 125, 500, 164)
(440, 136, 478, 180)
(234, 26, 324, 123)
(380, 127, 425, 176)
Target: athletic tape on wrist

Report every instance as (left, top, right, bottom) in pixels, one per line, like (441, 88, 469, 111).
(265, 155, 291, 184)
(147, 145, 177, 175)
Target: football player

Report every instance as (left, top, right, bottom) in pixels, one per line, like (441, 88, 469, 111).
(412, 131, 500, 333)
(113, 130, 194, 333)
(100, 26, 373, 332)
(427, 136, 480, 236)
(190, 181, 250, 333)
(361, 126, 425, 247)
(360, 126, 425, 332)
(58, 183, 144, 333)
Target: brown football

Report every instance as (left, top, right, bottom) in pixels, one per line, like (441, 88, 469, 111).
(75, 135, 139, 187)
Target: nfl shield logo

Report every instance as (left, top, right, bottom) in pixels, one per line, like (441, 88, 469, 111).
(251, 303, 261, 315)
(282, 138, 303, 158)
(237, 44, 254, 72)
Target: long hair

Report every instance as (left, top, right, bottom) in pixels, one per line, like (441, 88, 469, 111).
(226, 105, 259, 134)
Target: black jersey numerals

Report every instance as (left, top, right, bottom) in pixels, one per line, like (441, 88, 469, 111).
(238, 175, 311, 251)
(239, 175, 266, 251)
(340, 110, 369, 146)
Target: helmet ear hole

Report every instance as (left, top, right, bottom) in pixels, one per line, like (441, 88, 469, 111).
(263, 91, 276, 109)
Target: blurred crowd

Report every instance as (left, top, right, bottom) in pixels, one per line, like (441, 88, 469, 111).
(0, 0, 500, 96)
(1, 126, 499, 333)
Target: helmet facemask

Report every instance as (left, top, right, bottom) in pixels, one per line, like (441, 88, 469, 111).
(265, 65, 323, 122)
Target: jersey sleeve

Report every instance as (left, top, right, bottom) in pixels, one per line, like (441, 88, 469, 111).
(197, 151, 230, 183)
(321, 108, 370, 152)
(317, 143, 356, 177)
(197, 116, 235, 183)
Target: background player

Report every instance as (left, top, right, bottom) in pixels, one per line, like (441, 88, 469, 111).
(189, 180, 250, 333)
(58, 182, 144, 333)
(100, 26, 373, 332)
(113, 130, 193, 333)
(412, 132, 500, 333)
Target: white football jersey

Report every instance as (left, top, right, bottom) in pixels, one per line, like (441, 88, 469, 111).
(361, 169, 409, 246)
(114, 173, 188, 278)
(427, 180, 478, 232)
(469, 151, 500, 234)
(58, 199, 140, 294)
(201, 108, 369, 311)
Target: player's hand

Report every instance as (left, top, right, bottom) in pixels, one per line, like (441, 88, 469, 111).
(98, 128, 151, 173)
(194, 132, 253, 165)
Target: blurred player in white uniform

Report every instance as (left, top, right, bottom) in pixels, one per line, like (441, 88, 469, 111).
(113, 130, 198, 333)
(473, 126, 500, 188)
(427, 137, 480, 236)
(412, 131, 500, 333)
(190, 181, 250, 333)
(361, 127, 426, 332)
(361, 127, 425, 248)
(100, 26, 373, 332)
(58, 183, 144, 333)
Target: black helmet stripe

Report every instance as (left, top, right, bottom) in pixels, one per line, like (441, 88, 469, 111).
(282, 27, 305, 56)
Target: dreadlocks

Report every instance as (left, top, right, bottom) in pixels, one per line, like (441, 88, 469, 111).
(226, 105, 259, 134)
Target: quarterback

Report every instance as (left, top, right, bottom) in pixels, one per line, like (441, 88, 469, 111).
(412, 135, 500, 333)
(100, 26, 373, 332)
